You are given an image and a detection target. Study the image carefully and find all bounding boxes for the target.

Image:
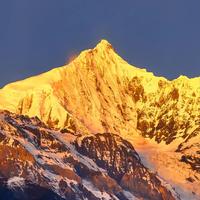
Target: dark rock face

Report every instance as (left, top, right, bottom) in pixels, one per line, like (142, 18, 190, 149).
(75, 133, 141, 181)
(176, 132, 200, 173)
(180, 155, 200, 172)
(0, 111, 179, 200)
(75, 133, 179, 200)
(0, 182, 65, 200)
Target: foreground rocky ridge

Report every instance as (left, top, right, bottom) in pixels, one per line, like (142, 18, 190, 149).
(0, 110, 179, 200)
(75, 133, 178, 200)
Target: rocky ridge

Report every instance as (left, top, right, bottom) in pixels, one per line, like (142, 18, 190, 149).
(0, 110, 179, 200)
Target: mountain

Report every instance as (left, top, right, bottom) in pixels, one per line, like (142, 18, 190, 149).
(0, 110, 179, 200)
(0, 40, 200, 199)
(0, 40, 140, 135)
(0, 40, 200, 142)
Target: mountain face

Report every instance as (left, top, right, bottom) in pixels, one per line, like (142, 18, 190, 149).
(0, 40, 200, 199)
(0, 40, 200, 145)
(0, 110, 179, 200)
(0, 40, 140, 135)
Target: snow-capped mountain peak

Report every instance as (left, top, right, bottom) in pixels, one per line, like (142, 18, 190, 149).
(0, 40, 200, 199)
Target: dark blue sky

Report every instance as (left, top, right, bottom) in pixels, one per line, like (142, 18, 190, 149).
(1, 1, 200, 87)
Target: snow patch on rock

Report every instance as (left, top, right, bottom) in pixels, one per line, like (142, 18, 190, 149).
(7, 177, 25, 189)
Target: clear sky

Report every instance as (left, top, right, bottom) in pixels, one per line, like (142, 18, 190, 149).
(1, 0, 200, 87)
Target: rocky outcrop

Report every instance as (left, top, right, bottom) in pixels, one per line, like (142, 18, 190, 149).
(177, 133, 200, 173)
(0, 179, 65, 200)
(75, 133, 179, 200)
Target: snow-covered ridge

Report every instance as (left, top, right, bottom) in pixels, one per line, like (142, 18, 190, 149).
(0, 110, 179, 200)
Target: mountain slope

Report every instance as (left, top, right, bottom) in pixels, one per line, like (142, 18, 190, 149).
(0, 110, 179, 200)
(0, 40, 200, 145)
(0, 40, 162, 135)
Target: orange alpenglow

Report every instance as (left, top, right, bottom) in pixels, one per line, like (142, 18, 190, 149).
(0, 40, 200, 199)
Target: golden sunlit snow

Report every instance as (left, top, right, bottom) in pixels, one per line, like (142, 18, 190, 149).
(0, 40, 200, 199)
